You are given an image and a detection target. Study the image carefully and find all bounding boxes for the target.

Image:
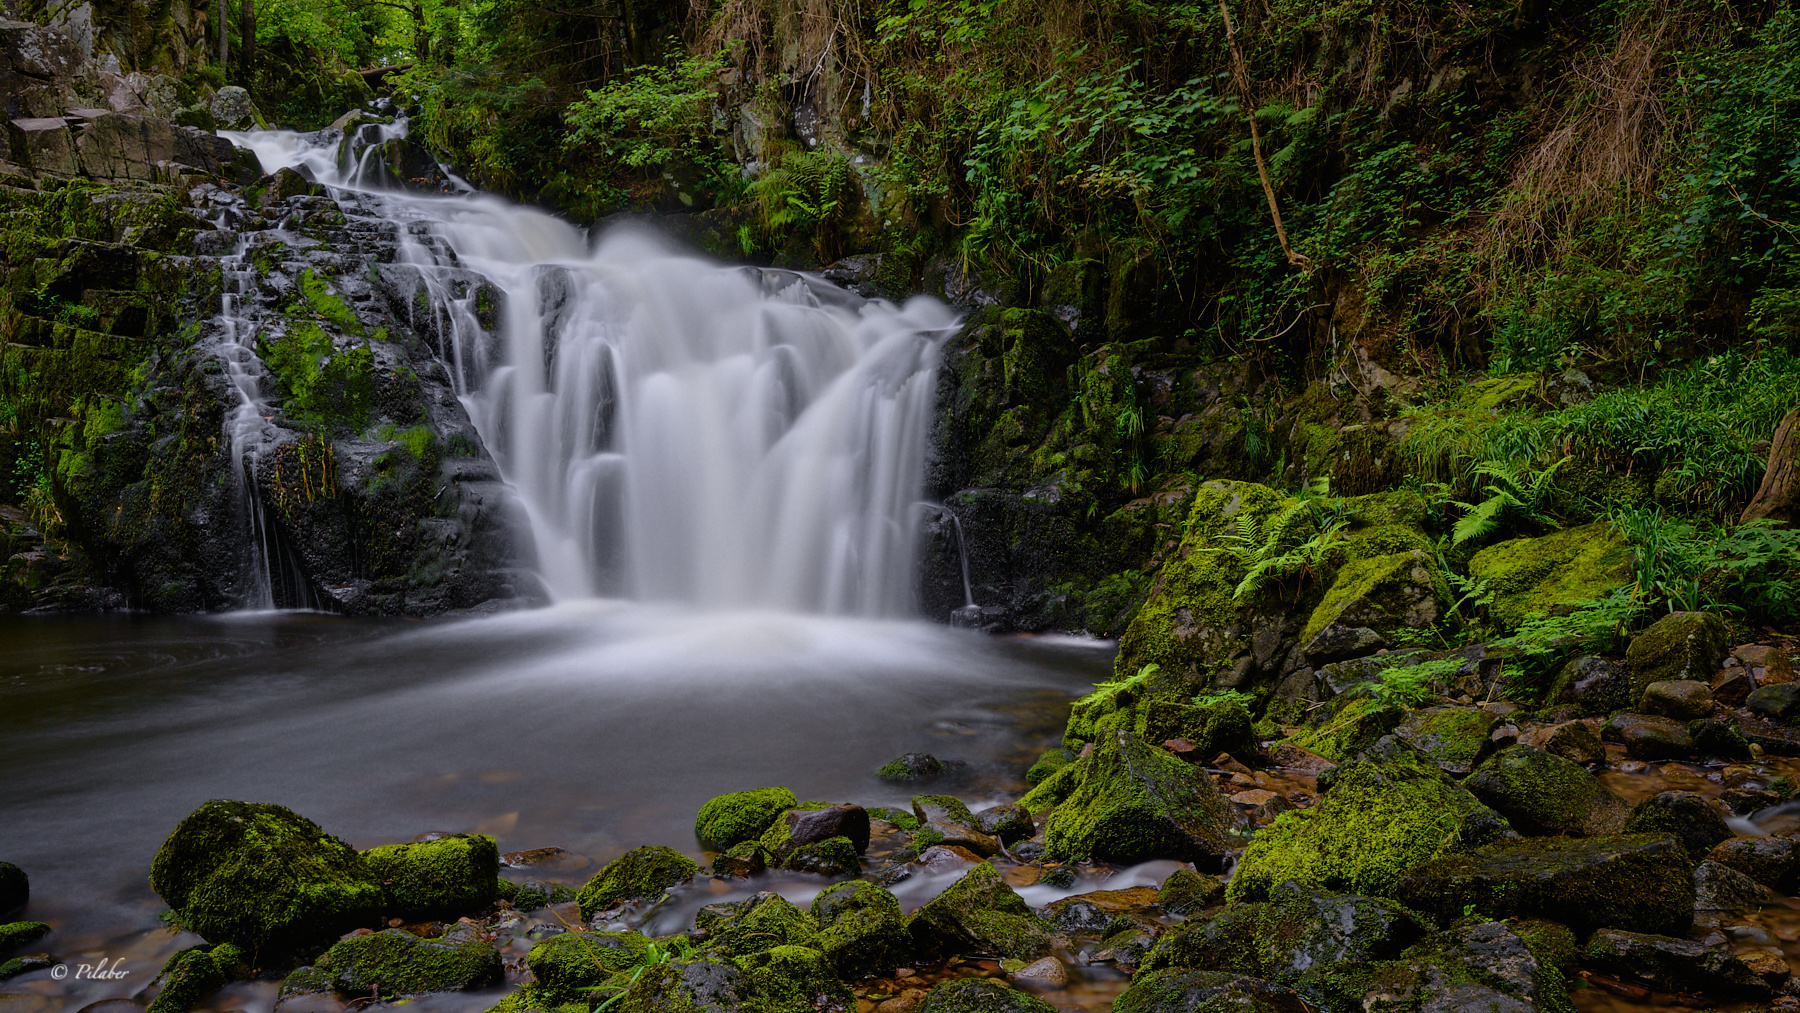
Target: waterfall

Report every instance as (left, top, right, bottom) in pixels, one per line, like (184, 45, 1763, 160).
(230, 120, 956, 615)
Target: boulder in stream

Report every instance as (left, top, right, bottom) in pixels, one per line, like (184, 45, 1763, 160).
(694, 786, 797, 849)
(920, 977, 1060, 1013)
(810, 880, 909, 978)
(1140, 881, 1425, 980)
(361, 832, 499, 921)
(1462, 744, 1630, 837)
(280, 923, 501, 999)
(1622, 791, 1733, 860)
(907, 861, 1053, 961)
(1114, 969, 1309, 1013)
(575, 845, 697, 921)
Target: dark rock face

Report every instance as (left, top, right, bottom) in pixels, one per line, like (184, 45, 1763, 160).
(784, 805, 871, 853)
(1583, 928, 1770, 999)
(1707, 835, 1799, 892)
(1114, 969, 1310, 1013)
(1394, 833, 1696, 936)
(1140, 882, 1426, 979)
(1622, 792, 1733, 860)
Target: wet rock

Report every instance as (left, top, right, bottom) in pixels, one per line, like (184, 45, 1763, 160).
(1157, 868, 1225, 916)
(1394, 833, 1695, 935)
(1718, 786, 1781, 815)
(1708, 835, 1799, 892)
(811, 880, 909, 978)
(288, 924, 502, 998)
(710, 841, 767, 879)
(919, 977, 1058, 1013)
(1328, 919, 1571, 1013)
(496, 877, 574, 913)
(1623, 791, 1732, 860)
(1463, 744, 1630, 837)
(785, 804, 872, 853)
(1551, 655, 1632, 715)
(1468, 523, 1634, 629)
(575, 845, 698, 921)
(608, 956, 754, 1012)
(782, 836, 861, 877)
(1394, 706, 1500, 776)
(1749, 682, 1800, 722)
(210, 86, 257, 128)
(1584, 928, 1769, 999)
(0, 922, 47, 950)
(0, 863, 24, 914)
(1114, 969, 1309, 1013)
(0, 953, 53, 981)
(881, 753, 957, 783)
(1229, 758, 1506, 902)
(526, 929, 648, 995)
(911, 795, 1000, 857)
(149, 800, 384, 956)
(1007, 956, 1065, 985)
(1141, 881, 1425, 978)
(1024, 748, 1074, 786)
(1641, 679, 1714, 719)
(1712, 667, 1753, 706)
(148, 942, 245, 1013)
(1602, 712, 1695, 760)
(1044, 885, 1160, 935)
(1134, 696, 1257, 761)
(916, 845, 983, 873)
(361, 832, 499, 921)
(1020, 730, 1241, 870)
(695, 787, 798, 850)
(1531, 720, 1606, 765)
(1695, 860, 1772, 924)
(907, 861, 1053, 960)
(1690, 717, 1754, 760)
(974, 804, 1034, 845)
(758, 808, 864, 876)
(736, 945, 853, 1013)
(696, 892, 819, 958)
(1627, 612, 1731, 700)
(1300, 550, 1444, 663)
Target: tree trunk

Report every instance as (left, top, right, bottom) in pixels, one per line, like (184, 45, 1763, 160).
(1742, 406, 1800, 527)
(217, 0, 228, 73)
(238, 0, 255, 81)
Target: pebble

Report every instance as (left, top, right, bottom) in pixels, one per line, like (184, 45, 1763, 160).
(1742, 948, 1790, 979)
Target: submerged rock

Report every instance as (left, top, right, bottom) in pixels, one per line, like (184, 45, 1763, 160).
(1462, 745, 1630, 837)
(810, 880, 910, 978)
(694, 787, 798, 850)
(149, 800, 385, 956)
(908, 861, 1053, 961)
(1022, 730, 1241, 869)
(361, 833, 499, 921)
(575, 845, 698, 921)
(880, 753, 958, 783)
(1394, 832, 1695, 935)
(1114, 969, 1309, 1013)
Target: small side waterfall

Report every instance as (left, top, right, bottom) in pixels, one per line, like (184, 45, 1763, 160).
(232, 121, 956, 616)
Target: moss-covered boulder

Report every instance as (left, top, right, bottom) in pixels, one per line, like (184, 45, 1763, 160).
(1300, 550, 1446, 662)
(289, 925, 502, 998)
(149, 800, 385, 956)
(483, 983, 591, 1013)
(361, 833, 499, 921)
(756, 814, 864, 876)
(1583, 928, 1769, 1000)
(1228, 759, 1507, 902)
(1157, 868, 1226, 916)
(1463, 745, 1631, 837)
(146, 943, 247, 1013)
(1393, 706, 1500, 776)
(879, 753, 957, 783)
(526, 930, 649, 994)
(1622, 791, 1733, 860)
(575, 846, 698, 922)
(0, 864, 25, 915)
(1134, 696, 1258, 760)
(1626, 612, 1731, 701)
(497, 878, 577, 911)
(1025, 748, 1075, 785)
(1284, 698, 1403, 762)
(1296, 919, 1576, 1013)
(696, 891, 820, 958)
(810, 881, 909, 978)
(919, 976, 1060, 1013)
(1020, 729, 1241, 868)
(1394, 833, 1696, 935)
(1467, 523, 1634, 630)
(1140, 881, 1426, 980)
(735, 945, 854, 1013)
(1113, 968, 1310, 1013)
(607, 956, 753, 1013)
(0, 922, 47, 952)
(908, 861, 1053, 961)
(695, 787, 799, 850)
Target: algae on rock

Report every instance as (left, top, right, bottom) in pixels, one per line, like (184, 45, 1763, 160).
(575, 845, 698, 921)
(361, 832, 499, 921)
(907, 861, 1053, 961)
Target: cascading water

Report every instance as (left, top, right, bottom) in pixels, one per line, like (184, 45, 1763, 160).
(231, 120, 956, 615)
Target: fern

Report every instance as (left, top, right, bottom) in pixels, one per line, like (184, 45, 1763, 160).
(1208, 494, 1356, 601)
(1350, 657, 1465, 708)
(1451, 455, 1570, 546)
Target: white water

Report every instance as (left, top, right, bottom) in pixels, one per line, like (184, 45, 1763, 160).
(229, 121, 956, 615)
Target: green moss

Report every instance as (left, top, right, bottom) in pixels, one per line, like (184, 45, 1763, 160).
(1467, 523, 1634, 630)
(260, 321, 374, 432)
(783, 836, 861, 877)
(695, 787, 798, 849)
(1040, 730, 1238, 865)
(1624, 611, 1731, 700)
(810, 881, 910, 978)
(148, 799, 385, 957)
(361, 833, 499, 921)
(1462, 745, 1628, 836)
(1157, 868, 1225, 916)
(1286, 698, 1404, 762)
(1025, 748, 1075, 785)
(1228, 760, 1502, 902)
(1301, 549, 1445, 645)
(527, 930, 650, 994)
(907, 861, 1053, 961)
(576, 846, 698, 921)
(1398, 707, 1499, 773)
(1134, 696, 1256, 757)
(305, 926, 502, 997)
(696, 891, 820, 958)
(867, 806, 920, 831)
(1459, 375, 1540, 412)
(297, 268, 365, 336)
(917, 977, 1059, 1012)
(147, 945, 233, 1013)
(0, 922, 47, 951)
(483, 983, 591, 1013)
(734, 945, 854, 1013)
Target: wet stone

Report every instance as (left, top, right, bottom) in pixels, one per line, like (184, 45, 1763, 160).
(1641, 679, 1714, 720)
(1708, 835, 1799, 892)
(1623, 791, 1733, 860)
(1584, 928, 1770, 1000)
(1602, 712, 1695, 760)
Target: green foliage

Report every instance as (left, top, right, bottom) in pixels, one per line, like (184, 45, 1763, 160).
(1611, 506, 1800, 624)
(1352, 658, 1464, 709)
(1451, 456, 1568, 547)
(744, 151, 855, 259)
(259, 322, 374, 432)
(1206, 494, 1353, 600)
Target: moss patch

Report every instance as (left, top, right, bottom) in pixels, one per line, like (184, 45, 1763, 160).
(1467, 523, 1634, 630)
(810, 881, 910, 978)
(576, 846, 698, 921)
(361, 833, 499, 921)
(1037, 730, 1240, 868)
(908, 862, 1053, 961)
(734, 945, 854, 1013)
(297, 925, 502, 997)
(695, 787, 798, 850)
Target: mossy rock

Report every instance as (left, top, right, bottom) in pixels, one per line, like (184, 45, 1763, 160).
(498, 878, 577, 911)
(1393, 707, 1499, 776)
(482, 982, 591, 1013)
(695, 787, 798, 850)
(810, 881, 910, 978)
(526, 930, 649, 994)
(1134, 696, 1257, 760)
(734, 944, 854, 1013)
(1228, 759, 1506, 902)
(0, 921, 47, 952)
(298, 925, 502, 997)
(918, 976, 1060, 1012)
(607, 956, 753, 1013)
(1463, 745, 1630, 837)
(0, 863, 24, 915)
(361, 833, 499, 921)
(1026, 729, 1241, 868)
(1394, 833, 1697, 935)
(1300, 550, 1446, 655)
(146, 943, 245, 1013)
(1025, 748, 1075, 785)
(907, 861, 1053, 961)
(148, 799, 385, 957)
(1113, 968, 1309, 1013)
(696, 891, 820, 958)
(1625, 612, 1731, 702)
(575, 846, 697, 922)
(1622, 791, 1733, 860)
(1285, 698, 1404, 763)
(1140, 881, 1426, 980)
(1467, 523, 1634, 631)
(1157, 868, 1225, 917)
